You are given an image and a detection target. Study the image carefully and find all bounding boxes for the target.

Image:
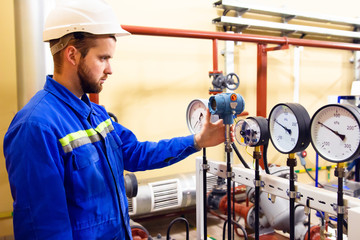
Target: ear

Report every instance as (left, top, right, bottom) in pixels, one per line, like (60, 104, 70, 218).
(64, 46, 80, 66)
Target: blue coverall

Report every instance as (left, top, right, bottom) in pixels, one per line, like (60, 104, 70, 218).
(4, 75, 199, 239)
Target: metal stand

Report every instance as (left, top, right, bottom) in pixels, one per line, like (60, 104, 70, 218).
(253, 146, 261, 240)
(202, 148, 208, 239)
(225, 124, 232, 240)
(287, 153, 297, 240)
(335, 163, 345, 240)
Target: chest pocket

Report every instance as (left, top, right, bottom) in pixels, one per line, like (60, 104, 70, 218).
(67, 143, 107, 202)
(106, 132, 124, 174)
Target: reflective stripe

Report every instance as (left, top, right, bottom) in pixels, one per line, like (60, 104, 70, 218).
(95, 119, 114, 139)
(59, 119, 114, 153)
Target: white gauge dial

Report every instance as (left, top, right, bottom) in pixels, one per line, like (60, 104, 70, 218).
(235, 119, 261, 146)
(310, 104, 360, 162)
(268, 103, 310, 154)
(186, 99, 219, 134)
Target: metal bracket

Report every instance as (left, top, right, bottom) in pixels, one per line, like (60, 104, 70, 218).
(253, 179, 265, 187)
(287, 189, 300, 199)
(282, 14, 296, 23)
(226, 171, 233, 178)
(333, 204, 347, 214)
(202, 164, 209, 171)
(268, 193, 276, 203)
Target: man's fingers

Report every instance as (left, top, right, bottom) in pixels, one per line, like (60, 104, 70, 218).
(206, 108, 211, 123)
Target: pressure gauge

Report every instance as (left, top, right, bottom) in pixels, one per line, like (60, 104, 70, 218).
(235, 117, 269, 147)
(310, 104, 360, 163)
(268, 103, 311, 154)
(186, 99, 219, 134)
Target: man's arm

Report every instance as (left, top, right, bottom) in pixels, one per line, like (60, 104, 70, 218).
(4, 122, 73, 239)
(115, 109, 229, 172)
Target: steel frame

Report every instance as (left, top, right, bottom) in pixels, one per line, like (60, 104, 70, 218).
(196, 157, 360, 239)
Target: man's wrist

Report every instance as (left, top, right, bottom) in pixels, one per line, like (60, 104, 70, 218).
(193, 134, 202, 151)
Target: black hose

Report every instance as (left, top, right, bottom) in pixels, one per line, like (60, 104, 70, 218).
(226, 151, 232, 240)
(337, 168, 344, 240)
(107, 112, 118, 123)
(203, 148, 207, 239)
(232, 181, 235, 240)
(263, 143, 270, 174)
(288, 157, 296, 240)
(222, 219, 248, 240)
(304, 165, 324, 188)
(166, 217, 189, 240)
(316, 210, 325, 227)
(254, 151, 260, 240)
(306, 199, 311, 240)
(231, 143, 250, 169)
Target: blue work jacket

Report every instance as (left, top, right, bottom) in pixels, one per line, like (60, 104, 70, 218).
(4, 75, 199, 239)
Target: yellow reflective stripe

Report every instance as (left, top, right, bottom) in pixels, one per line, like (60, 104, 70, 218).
(59, 129, 97, 147)
(59, 119, 112, 147)
(95, 119, 112, 133)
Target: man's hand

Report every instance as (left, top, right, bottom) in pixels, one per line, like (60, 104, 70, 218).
(194, 109, 234, 149)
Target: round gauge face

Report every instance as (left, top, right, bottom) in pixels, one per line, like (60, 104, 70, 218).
(310, 104, 360, 162)
(235, 119, 261, 147)
(268, 103, 310, 154)
(186, 99, 219, 134)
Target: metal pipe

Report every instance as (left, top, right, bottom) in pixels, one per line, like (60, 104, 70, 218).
(254, 146, 261, 240)
(121, 25, 360, 51)
(256, 44, 267, 119)
(225, 124, 232, 240)
(256, 44, 267, 170)
(14, 0, 47, 110)
(212, 39, 219, 72)
(287, 153, 297, 240)
(202, 148, 207, 239)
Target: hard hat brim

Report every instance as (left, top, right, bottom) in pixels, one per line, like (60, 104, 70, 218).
(43, 23, 130, 42)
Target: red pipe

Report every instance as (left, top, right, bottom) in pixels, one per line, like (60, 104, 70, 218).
(121, 25, 360, 51)
(257, 44, 268, 118)
(212, 39, 219, 72)
(89, 93, 99, 105)
(92, 25, 360, 112)
(257, 44, 268, 170)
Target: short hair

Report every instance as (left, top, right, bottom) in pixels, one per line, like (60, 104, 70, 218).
(50, 32, 115, 74)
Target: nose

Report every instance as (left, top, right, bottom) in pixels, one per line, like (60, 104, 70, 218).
(105, 61, 112, 75)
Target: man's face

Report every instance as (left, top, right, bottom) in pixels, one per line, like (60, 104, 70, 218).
(77, 37, 116, 94)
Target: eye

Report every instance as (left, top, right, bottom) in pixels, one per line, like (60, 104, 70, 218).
(99, 56, 110, 61)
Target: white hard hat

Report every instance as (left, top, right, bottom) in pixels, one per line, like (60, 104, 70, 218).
(43, 0, 129, 54)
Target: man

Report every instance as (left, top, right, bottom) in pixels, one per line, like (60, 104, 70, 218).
(4, 0, 228, 239)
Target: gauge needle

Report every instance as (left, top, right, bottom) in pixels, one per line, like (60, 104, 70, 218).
(274, 120, 292, 135)
(194, 112, 204, 129)
(317, 121, 345, 141)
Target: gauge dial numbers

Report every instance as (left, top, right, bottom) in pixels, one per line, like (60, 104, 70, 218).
(235, 117, 269, 147)
(310, 104, 360, 163)
(268, 103, 311, 154)
(186, 99, 219, 134)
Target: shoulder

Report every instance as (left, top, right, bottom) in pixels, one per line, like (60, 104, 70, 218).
(8, 90, 69, 134)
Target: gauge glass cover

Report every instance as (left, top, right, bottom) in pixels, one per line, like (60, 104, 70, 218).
(310, 104, 360, 162)
(186, 99, 219, 134)
(269, 105, 300, 153)
(235, 119, 261, 147)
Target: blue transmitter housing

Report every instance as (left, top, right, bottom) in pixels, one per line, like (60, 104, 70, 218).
(208, 93, 245, 125)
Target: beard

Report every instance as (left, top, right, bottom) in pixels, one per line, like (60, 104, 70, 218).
(77, 58, 103, 94)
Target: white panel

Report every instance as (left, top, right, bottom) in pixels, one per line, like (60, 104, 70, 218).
(206, 160, 360, 215)
(215, 0, 360, 26)
(216, 16, 360, 39)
